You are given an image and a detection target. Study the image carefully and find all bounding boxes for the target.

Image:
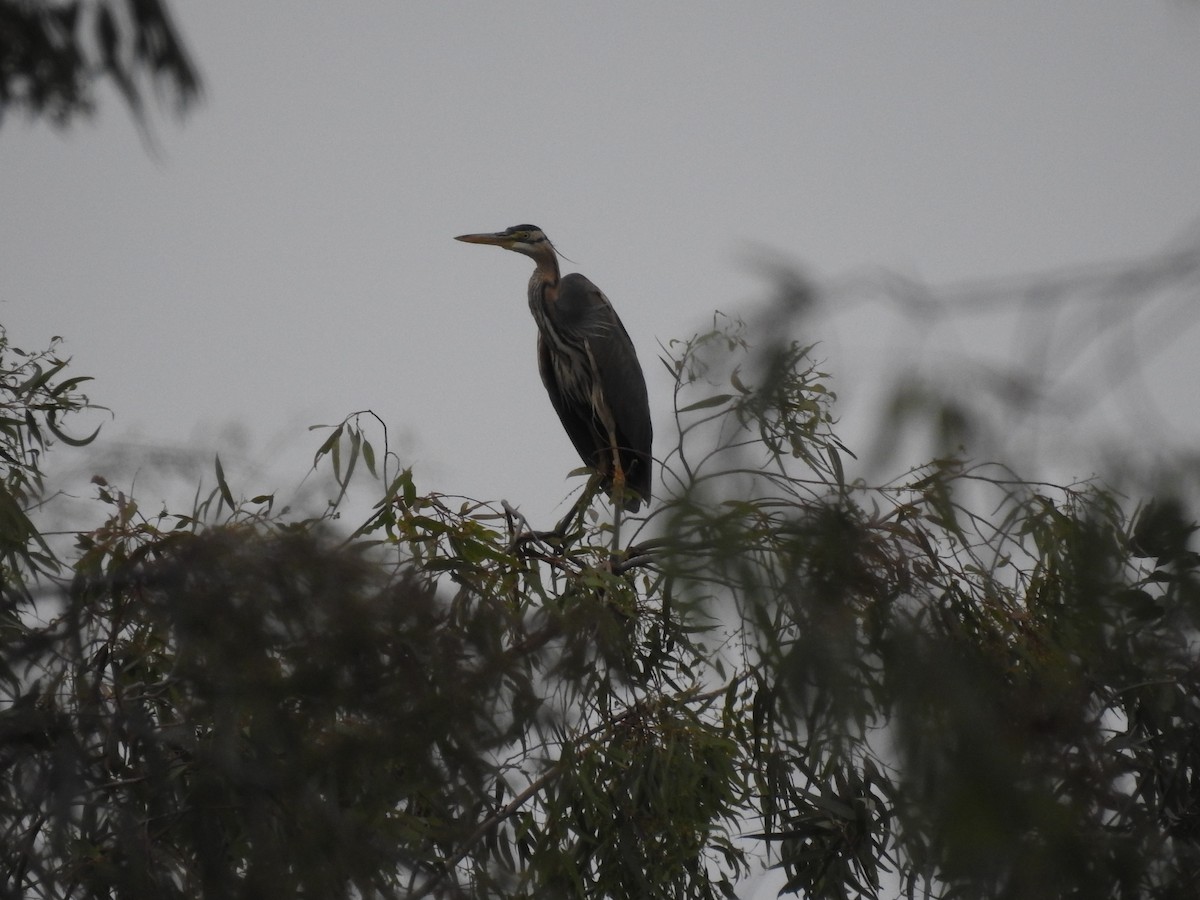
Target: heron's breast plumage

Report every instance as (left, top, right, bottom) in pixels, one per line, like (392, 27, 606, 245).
(531, 277, 598, 404)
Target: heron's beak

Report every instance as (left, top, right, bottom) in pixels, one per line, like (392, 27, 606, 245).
(454, 231, 512, 247)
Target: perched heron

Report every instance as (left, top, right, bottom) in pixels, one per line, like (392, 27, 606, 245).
(455, 225, 652, 512)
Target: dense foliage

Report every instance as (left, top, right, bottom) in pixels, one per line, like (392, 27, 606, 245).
(1, 312, 1198, 899)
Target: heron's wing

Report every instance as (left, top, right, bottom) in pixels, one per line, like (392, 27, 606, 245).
(554, 273, 653, 506)
(536, 330, 600, 469)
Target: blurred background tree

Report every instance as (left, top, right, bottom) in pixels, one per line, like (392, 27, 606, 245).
(0, 0, 199, 128)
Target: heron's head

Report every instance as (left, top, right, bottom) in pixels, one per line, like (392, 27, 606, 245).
(455, 224, 555, 259)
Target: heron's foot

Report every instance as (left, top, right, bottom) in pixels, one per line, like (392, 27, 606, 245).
(501, 474, 609, 554)
(504, 522, 581, 556)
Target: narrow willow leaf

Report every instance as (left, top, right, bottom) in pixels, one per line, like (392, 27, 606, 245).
(362, 438, 377, 477)
(214, 454, 235, 511)
(679, 394, 734, 413)
(312, 424, 343, 469)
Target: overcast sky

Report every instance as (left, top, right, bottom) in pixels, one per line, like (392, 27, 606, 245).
(4, 1, 1200, 531)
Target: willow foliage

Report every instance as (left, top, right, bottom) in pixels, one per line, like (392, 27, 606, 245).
(1, 312, 1198, 900)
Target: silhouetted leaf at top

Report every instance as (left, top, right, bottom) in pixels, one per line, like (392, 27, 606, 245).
(0, 0, 201, 129)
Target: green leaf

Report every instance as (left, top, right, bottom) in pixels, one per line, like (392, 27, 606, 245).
(16, 360, 65, 395)
(312, 424, 343, 469)
(679, 394, 734, 413)
(214, 454, 235, 511)
(49, 374, 94, 397)
(362, 438, 377, 477)
(45, 413, 102, 447)
(826, 445, 845, 489)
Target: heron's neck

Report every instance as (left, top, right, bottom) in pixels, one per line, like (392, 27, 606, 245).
(534, 247, 559, 282)
(528, 251, 560, 303)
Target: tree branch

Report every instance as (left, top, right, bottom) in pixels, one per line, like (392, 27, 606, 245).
(408, 764, 564, 900)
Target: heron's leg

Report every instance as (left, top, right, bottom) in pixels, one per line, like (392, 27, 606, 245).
(609, 448, 626, 560)
(509, 475, 599, 553)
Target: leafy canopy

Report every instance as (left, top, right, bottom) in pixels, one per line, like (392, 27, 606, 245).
(1, 309, 1198, 900)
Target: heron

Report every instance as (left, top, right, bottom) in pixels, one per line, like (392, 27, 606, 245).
(454, 225, 652, 513)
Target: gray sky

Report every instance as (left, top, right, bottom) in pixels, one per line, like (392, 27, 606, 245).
(4, 1, 1200, 525)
